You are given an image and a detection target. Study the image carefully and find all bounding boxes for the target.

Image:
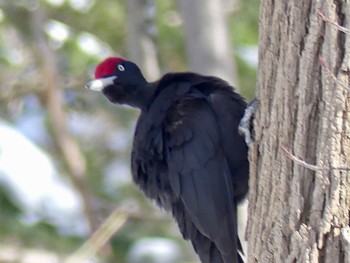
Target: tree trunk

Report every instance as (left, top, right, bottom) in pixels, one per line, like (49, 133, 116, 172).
(30, 7, 99, 235)
(126, 0, 161, 81)
(178, 0, 238, 87)
(247, 1, 350, 262)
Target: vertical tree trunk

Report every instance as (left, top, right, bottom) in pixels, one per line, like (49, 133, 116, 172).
(30, 8, 99, 234)
(247, 1, 350, 262)
(126, 0, 161, 81)
(179, 0, 238, 87)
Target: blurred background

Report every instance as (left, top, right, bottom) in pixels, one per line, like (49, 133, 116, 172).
(0, 0, 258, 262)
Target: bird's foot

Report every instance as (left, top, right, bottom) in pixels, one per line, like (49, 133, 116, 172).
(239, 99, 259, 146)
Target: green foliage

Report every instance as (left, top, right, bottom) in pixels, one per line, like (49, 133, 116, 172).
(0, 182, 82, 254)
(229, 0, 259, 98)
(0, 183, 23, 238)
(236, 55, 257, 100)
(229, 0, 259, 45)
(156, 0, 187, 70)
(20, 221, 82, 253)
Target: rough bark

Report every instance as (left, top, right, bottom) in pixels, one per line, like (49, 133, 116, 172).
(179, 0, 238, 87)
(247, 1, 350, 262)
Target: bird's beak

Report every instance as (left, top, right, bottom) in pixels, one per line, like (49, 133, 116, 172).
(85, 76, 117, 91)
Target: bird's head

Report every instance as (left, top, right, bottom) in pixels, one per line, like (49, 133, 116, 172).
(85, 57, 149, 106)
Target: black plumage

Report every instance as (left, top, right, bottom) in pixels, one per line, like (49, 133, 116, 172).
(85, 58, 249, 263)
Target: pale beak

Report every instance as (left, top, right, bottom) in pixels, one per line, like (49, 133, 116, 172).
(85, 76, 117, 91)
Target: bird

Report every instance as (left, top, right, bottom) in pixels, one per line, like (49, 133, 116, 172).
(85, 57, 249, 263)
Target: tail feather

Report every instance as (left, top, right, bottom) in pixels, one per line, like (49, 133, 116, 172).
(173, 201, 243, 263)
(191, 230, 243, 263)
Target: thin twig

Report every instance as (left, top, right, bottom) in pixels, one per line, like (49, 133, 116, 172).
(319, 56, 350, 91)
(281, 146, 325, 171)
(281, 145, 350, 172)
(65, 208, 129, 263)
(317, 10, 350, 34)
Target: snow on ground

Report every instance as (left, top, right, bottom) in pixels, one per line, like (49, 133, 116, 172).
(0, 121, 88, 236)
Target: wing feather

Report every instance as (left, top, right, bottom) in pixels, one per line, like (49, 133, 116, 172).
(165, 96, 239, 257)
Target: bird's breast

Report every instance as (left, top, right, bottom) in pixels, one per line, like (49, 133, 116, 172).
(131, 127, 175, 210)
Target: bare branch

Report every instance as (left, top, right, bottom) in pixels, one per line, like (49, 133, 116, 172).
(317, 10, 350, 34)
(65, 207, 129, 263)
(0, 85, 41, 103)
(30, 7, 99, 233)
(281, 145, 350, 172)
(0, 76, 87, 104)
(65, 203, 172, 262)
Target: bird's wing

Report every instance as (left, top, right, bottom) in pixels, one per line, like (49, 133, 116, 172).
(165, 95, 240, 256)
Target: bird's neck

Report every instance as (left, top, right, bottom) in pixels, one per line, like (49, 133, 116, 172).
(129, 82, 157, 110)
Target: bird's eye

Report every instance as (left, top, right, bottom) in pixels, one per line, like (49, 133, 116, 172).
(117, 64, 125, 71)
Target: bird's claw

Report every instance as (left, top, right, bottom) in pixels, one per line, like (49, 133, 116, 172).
(239, 99, 259, 147)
